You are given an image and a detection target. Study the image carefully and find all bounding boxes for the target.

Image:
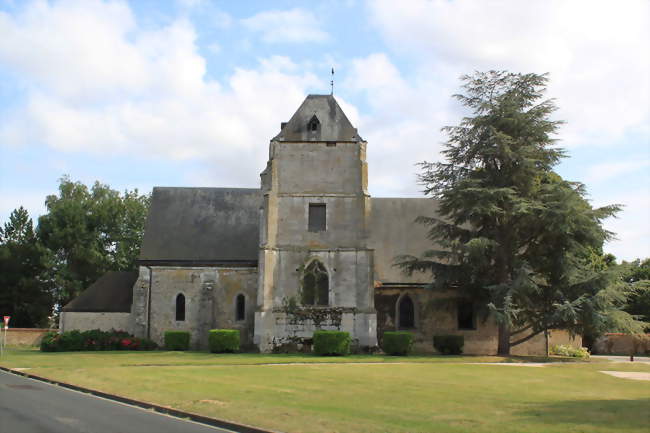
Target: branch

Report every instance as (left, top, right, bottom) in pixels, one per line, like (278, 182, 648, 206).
(510, 324, 532, 337)
(510, 329, 545, 347)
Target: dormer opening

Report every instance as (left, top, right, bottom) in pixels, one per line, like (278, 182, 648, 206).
(308, 115, 320, 132)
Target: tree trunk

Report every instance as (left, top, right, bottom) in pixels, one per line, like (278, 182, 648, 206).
(497, 322, 511, 355)
(544, 329, 549, 357)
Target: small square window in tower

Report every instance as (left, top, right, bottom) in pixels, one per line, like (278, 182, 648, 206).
(308, 203, 326, 232)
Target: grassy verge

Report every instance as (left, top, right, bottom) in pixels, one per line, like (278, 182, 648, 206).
(1, 348, 648, 433)
(0, 347, 589, 369)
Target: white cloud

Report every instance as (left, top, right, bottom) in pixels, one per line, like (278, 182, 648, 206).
(596, 191, 650, 261)
(0, 191, 47, 226)
(585, 159, 650, 184)
(366, 0, 650, 148)
(207, 42, 221, 54)
(344, 53, 458, 197)
(0, 0, 146, 103)
(0, 0, 321, 187)
(241, 8, 329, 44)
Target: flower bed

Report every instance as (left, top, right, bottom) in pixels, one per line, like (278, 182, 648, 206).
(40, 329, 157, 352)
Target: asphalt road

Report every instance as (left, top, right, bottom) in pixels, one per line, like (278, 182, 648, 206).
(0, 370, 235, 433)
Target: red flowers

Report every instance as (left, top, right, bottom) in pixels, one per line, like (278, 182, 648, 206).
(120, 338, 140, 350)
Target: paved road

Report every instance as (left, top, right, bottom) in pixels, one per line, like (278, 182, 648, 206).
(0, 370, 235, 433)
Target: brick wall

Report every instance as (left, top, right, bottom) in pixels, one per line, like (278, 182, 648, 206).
(593, 333, 650, 355)
(2, 328, 51, 346)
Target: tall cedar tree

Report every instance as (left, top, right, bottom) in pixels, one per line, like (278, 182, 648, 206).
(37, 177, 150, 312)
(398, 71, 622, 355)
(0, 207, 53, 327)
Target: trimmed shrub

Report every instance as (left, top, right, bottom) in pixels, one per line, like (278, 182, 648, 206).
(139, 338, 159, 351)
(313, 330, 351, 356)
(59, 330, 85, 351)
(433, 335, 464, 355)
(551, 344, 590, 359)
(164, 330, 190, 350)
(382, 331, 414, 355)
(40, 331, 62, 352)
(208, 329, 240, 353)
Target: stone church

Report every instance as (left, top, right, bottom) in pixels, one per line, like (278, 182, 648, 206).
(60, 95, 578, 355)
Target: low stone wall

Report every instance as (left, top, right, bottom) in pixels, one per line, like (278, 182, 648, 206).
(59, 312, 131, 333)
(593, 333, 650, 355)
(2, 328, 51, 346)
(510, 330, 582, 356)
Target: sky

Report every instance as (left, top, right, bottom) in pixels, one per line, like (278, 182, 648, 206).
(0, 0, 648, 261)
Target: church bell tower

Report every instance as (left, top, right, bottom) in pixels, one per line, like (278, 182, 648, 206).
(254, 95, 377, 352)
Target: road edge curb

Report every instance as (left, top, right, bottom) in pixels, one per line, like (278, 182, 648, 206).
(0, 365, 278, 433)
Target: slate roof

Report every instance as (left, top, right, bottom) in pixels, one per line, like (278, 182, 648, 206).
(273, 94, 362, 142)
(139, 187, 261, 265)
(62, 271, 137, 313)
(368, 197, 440, 285)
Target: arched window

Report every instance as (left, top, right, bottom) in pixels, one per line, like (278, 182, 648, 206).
(236, 294, 246, 321)
(175, 293, 185, 321)
(398, 295, 415, 329)
(302, 260, 329, 306)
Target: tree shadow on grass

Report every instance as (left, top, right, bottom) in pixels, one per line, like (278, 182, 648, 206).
(519, 398, 650, 431)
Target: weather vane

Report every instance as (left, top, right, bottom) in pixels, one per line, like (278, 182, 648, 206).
(330, 67, 334, 95)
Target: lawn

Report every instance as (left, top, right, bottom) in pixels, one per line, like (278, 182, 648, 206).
(2, 349, 649, 433)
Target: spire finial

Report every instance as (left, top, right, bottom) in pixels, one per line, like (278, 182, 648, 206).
(330, 67, 334, 95)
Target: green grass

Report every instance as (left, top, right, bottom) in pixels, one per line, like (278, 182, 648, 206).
(2, 348, 649, 433)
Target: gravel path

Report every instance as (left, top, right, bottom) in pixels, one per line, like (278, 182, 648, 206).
(600, 371, 650, 381)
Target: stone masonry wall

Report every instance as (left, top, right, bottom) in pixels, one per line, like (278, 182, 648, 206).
(2, 328, 51, 346)
(255, 138, 377, 352)
(593, 333, 650, 355)
(375, 287, 581, 355)
(134, 266, 258, 350)
(59, 312, 131, 334)
(255, 248, 377, 352)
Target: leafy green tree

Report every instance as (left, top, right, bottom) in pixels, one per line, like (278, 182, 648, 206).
(0, 207, 53, 327)
(620, 258, 650, 330)
(37, 177, 150, 310)
(398, 71, 627, 355)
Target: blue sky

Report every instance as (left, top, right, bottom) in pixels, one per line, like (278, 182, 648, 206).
(0, 0, 648, 260)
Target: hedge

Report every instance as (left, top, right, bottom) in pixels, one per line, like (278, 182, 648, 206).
(382, 331, 414, 355)
(164, 330, 190, 351)
(40, 329, 157, 352)
(433, 335, 464, 355)
(208, 329, 240, 353)
(313, 330, 351, 356)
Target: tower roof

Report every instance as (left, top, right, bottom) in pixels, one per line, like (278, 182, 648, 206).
(273, 94, 362, 142)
